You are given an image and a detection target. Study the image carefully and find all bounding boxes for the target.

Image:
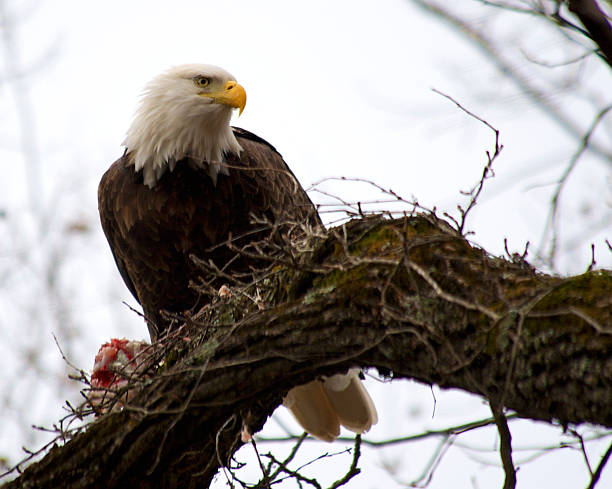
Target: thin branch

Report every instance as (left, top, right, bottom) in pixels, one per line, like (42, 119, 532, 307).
(264, 433, 308, 483)
(52, 333, 86, 375)
(327, 435, 362, 489)
(571, 428, 594, 475)
(257, 415, 520, 447)
(250, 439, 271, 489)
(490, 401, 517, 489)
(408, 435, 456, 488)
(587, 243, 597, 272)
(432, 88, 503, 234)
(540, 103, 612, 267)
(586, 441, 612, 489)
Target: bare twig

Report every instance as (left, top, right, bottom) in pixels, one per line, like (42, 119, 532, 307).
(328, 435, 362, 489)
(250, 438, 271, 489)
(431, 88, 502, 234)
(570, 428, 594, 475)
(586, 441, 612, 489)
(52, 334, 86, 375)
(587, 243, 597, 272)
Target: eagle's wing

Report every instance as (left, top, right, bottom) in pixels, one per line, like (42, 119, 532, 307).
(98, 131, 320, 338)
(231, 127, 321, 227)
(98, 152, 204, 337)
(97, 153, 141, 304)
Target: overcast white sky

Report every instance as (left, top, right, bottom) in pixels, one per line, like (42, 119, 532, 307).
(1, 0, 611, 487)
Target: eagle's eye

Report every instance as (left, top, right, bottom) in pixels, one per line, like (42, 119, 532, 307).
(195, 76, 211, 87)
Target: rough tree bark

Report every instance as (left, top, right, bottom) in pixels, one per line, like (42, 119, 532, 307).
(4, 214, 612, 489)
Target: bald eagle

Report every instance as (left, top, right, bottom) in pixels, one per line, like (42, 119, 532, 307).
(98, 64, 377, 441)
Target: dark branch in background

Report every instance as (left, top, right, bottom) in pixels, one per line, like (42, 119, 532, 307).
(475, 1, 612, 69)
(490, 401, 517, 489)
(411, 0, 612, 272)
(568, 0, 612, 70)
(409, 0, 612, 164)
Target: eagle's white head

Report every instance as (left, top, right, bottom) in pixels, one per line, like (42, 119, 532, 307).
(123, 64, 247, 187)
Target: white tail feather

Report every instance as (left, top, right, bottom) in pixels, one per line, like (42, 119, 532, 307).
(283, 370, 378, 442)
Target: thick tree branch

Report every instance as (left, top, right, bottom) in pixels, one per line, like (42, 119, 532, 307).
(4, 215, 612, 489)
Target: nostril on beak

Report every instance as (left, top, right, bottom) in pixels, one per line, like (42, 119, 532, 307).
(226, 81, 236, 91)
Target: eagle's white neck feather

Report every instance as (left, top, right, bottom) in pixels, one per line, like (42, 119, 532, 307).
(123, 65, 242, 187)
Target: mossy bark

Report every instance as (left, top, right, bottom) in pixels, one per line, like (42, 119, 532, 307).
(5, 215, 612, 489)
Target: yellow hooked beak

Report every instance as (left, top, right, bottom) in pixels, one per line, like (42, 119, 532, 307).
(203, 80, 247, 115)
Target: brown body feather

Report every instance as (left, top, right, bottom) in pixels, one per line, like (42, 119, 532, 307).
(98, 127, 320, 339)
